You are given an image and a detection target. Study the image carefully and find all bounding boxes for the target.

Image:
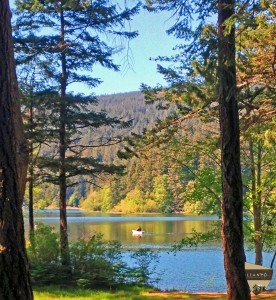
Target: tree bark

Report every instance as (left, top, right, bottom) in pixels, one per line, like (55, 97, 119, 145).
(29, 105, 34, 233)
(249, 140, 263, 265)
(218, 0, 251, 299)
(59, 7, 70, 266)
(29, 141, 35, 248)
(0, 1, 33, 299)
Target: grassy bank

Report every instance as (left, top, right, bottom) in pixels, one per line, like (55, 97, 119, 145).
(33, 286, 221, 300)
(34, 286, 276, 300)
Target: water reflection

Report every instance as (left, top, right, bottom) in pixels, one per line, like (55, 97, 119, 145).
(24, 209, 219, 247)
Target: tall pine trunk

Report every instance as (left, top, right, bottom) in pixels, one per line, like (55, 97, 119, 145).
(218, 0, 251, 299)
(249, 140, 263, 265)
(59, 7, 70, 266)
(29, 152, 34, 233)
(29, 141, 35, 247)
(0, 1, 33, 299)
(59, 101, 69, 265)
(29, 105, 34, 234)
(255, 140, 263, 265)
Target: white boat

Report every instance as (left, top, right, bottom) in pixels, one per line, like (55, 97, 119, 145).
(132, 230, 145, 236)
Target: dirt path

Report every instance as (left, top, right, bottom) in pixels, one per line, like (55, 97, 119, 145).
(147, 290, 276, 299)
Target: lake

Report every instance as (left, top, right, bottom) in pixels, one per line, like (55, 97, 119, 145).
(24, 209, 276, 292)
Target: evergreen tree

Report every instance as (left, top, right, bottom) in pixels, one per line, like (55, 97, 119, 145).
(14, 0, 140, 265)
(217, 1, 250, 298)
(143, 0, 251, 298)
(143, 0, 275, 265)
(19, 67, 56, 241)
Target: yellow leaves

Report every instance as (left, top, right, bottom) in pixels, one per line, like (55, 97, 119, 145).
(144, 199, 159, 212)
(25, 239, 31, 249)
(223, 17, 236, 36)
(264, 127, 276, 147)
(200, 24, 216, 39)
(17, 0, 45, 12)
(31, 0, 45, 11)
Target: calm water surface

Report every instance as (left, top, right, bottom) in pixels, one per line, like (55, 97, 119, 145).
(27, 209, 218, 247)
(24, 209, 276, 292)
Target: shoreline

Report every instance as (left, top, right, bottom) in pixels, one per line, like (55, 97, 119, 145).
(44, 207, 219, 216)
(33, 287, 276, 300)
(149, 290, 276, 299)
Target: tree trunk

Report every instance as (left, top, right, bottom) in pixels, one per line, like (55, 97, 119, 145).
(29, 164, 34, 232)
(59, 113, 69, 265)
(249, 140, 263, 265)
(59, 7, 70, 266)
(0, 1, 33, 299)
(29, 141, 35, 248)
(256, 141, 263, 264)
(218, 0, 251, 299)
(29, 105, 34, 234)
(8, 24, 29, 200)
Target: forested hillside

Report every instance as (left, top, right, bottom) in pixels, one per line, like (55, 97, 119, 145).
(81, 91, 170, 164)
(35, 89, 218, 216)
(79, 91, 220, 215)
(29, 91, 174, 209)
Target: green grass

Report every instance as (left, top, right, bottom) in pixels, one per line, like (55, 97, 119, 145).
(33, 286, 276, 300)
(34, 286, 148, 300)
(33, 286, 195, 300)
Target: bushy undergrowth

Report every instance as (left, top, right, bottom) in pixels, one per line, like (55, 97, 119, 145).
(27, 224, 159, 288)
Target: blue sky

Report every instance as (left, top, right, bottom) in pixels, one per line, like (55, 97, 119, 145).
(71, 8, 177, 95)
(11, 0, 177, 96)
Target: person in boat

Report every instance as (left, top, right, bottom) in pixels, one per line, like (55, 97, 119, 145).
(136, 225, 142, 231)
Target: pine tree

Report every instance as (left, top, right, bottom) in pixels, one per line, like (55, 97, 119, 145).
(19, 68, 56, 241)
(142, 0, 275, 268)
(143, 0, 251, 298)
(217, 1, 251, 298)
(14, 0, 140, 265)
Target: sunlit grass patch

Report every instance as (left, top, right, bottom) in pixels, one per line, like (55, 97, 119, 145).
(33, 286, 230, 300)
(34, 286, 152, 300)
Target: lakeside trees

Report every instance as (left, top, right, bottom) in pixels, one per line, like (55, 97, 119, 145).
(236, 3, 276, 265)
(0, 0, 32, 298)
(139, 0, 275, 268)
(128, 0, 273, 298)
(144, 0, 250, 296)
(3, 0, 274, 296)
(14, 0, 140, 265)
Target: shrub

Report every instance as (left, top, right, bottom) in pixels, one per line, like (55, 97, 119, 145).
(70, 234, 126, 287)
(28, 222, 59, 264)
(27, 224, 160, 288)
(27, 223, 61, 285)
